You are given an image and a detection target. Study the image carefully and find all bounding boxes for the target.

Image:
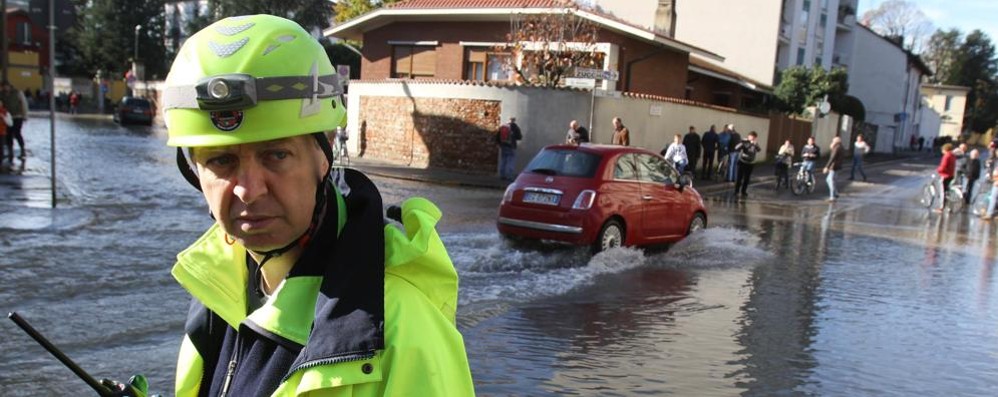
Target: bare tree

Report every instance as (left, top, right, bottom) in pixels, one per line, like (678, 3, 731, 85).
(861, 0, 933, 54)
(495, 1, 602, 87)
(923, 28, 963, 84)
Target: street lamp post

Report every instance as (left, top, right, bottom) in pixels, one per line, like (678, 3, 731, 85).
(134, 25, 142, 62)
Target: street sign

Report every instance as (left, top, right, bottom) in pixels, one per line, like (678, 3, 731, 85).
(594, 89, 621, 98)
(564, 78, 597, 89)
(28, 0, 76, 35)
(572, 67, 619, 81)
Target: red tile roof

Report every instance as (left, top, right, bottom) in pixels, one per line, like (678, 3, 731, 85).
(389, 0, 566, 9)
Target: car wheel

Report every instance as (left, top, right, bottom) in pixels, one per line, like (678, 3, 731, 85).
(593, 219, 624, 254)
(687, 213, 706, 236)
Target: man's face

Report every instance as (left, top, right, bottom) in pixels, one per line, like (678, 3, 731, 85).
(192, 136, 328, 251)
(749, 135, 757, 143)
(613, 119, 621, 128)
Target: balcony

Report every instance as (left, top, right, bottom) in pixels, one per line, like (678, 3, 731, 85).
(778, 24, 791, 44)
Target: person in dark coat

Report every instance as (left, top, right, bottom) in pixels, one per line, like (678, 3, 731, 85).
(824, 136, 844, 202)
(965, 149, 982, 205)
(700, 125, 718, 179)
(682, 126, 701, 175)
(727, 126, 742, 182)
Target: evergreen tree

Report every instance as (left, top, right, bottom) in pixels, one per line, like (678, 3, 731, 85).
(948, 30, 998, 134)
(923, 29, 962, 84)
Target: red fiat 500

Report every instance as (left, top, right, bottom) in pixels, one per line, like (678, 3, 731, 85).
(497, 144, 707, 253)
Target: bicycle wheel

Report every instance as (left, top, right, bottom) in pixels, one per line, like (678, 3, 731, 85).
(791, 173, 807, 195)
(920, 182, 936, 208)
(946, 189, 964, 213)
(971, 192, 990, 216)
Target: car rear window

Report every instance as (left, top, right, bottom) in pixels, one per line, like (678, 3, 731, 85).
(125, 99, 151, 108)
(525, 149, 602, 178)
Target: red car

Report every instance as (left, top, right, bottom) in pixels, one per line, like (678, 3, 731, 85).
(497, 144, 707, 253)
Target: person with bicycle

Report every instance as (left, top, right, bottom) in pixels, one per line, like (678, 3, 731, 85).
(775, 140, 794, 190)
(935, 143, 957, 213)
(801, 136, 820, 174)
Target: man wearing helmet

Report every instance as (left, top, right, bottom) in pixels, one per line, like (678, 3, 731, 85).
(163, 15, 474, 396)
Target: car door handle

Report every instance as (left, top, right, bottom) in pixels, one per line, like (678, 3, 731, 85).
(642, 195, 653, 200)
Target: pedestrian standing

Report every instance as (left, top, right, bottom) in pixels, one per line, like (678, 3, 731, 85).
(918, 136, 925, 152)
(662, 133, 688, 172)
(849, 134, 871, 181)
(2, 81, 29, 160)
(824, 136, 844, 202)
(733, 131, 760, 197)
(611, 117, 629, 146)
(982, 168, 998, 219)
(934, 143, 956, 213)
(566, 120, 589, 145)
(0, 100, 9, 160)
(717, 124, 731, 167)
(775, 140, 794, 189)
(965, 149, 982, 205)
(727, 125, 742, 182)
(496, 116, 523, 181)
(69, 91, 80, 114)
(683, 126, 701, 175)
(700, 125, 718, 180)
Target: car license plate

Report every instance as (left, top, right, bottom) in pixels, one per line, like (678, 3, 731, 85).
(523, 192, 560, 206)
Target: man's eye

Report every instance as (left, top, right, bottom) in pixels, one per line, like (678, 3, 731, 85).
(206, 155, 235, 167)
(268, 151, 290, 160)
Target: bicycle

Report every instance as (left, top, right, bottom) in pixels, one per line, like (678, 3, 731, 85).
(970, 179, 994, 216)
(920, 173, 965, 213)
(791, 162, 816, 196)
(714, 152, 730, 181)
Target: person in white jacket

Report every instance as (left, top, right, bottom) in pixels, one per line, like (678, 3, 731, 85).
(662, 133, 689, 172)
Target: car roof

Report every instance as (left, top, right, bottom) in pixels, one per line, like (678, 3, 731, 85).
(541, 143, 659, 157)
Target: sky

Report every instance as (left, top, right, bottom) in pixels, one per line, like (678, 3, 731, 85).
(859, 0, 998, 45)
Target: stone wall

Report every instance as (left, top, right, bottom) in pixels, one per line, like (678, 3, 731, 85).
(359, 96, 501, 172)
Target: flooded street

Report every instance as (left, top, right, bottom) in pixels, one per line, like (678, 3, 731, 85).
(2, 117, 997, 396)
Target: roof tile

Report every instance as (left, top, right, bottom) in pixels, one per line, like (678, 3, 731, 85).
(389, 0, 565, 9)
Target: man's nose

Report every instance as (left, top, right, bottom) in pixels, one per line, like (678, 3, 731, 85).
(232, 161, 268, 204)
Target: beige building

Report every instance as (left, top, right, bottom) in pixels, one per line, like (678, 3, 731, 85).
(920, 84, 970, 139)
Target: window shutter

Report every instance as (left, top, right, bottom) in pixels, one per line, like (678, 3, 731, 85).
(411, 46, 437, 77)
(393, 46, 413, 77)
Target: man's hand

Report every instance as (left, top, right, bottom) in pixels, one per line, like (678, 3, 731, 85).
(100, 374, 150, 397)
(823, 167, 829, 174)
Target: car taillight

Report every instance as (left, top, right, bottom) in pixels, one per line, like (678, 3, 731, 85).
(572, 190, 597, 210)
(502, 184, 515, 203)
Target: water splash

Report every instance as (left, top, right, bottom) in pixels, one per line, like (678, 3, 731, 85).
(649, 227, 772, 269)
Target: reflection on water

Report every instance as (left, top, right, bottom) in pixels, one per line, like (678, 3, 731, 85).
(4, 119, 998, 396)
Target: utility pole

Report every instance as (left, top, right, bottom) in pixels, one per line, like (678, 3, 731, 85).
(48, 0, 56, 208)
(2, 0, 8, 82)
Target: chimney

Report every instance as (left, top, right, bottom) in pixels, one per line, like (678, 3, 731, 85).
(654, 0, 677, 37)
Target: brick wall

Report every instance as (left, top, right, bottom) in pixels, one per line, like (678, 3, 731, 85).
(359, 96, 501, 172)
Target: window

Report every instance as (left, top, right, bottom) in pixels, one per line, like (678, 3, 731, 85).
(465, 48, 511, 81)
(392, 45, 437, 79)
(636, 154, 671, 184)
(815, 57, 823, 66)
(713, 92, 732, 107)
(525, 149, 602, 178)
(945, 95, 953, 111)
(797, 48, 806, 65)
(820, 13, 827, 28)
(614, 154, 638, 180)
(16, 22, 30, 45)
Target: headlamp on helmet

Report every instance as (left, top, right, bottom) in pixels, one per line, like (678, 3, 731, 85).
(196, 74, 258, 111)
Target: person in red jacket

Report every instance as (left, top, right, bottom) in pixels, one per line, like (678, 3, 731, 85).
(935, 143, 956, 212)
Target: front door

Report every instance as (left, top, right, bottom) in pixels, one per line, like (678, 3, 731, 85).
(636, 154, 683, 241)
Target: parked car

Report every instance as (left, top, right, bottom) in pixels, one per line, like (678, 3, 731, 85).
(113, 96, 154, 125)
(497, 144, 707, 253)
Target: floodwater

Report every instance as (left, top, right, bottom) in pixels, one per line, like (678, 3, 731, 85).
(1, 118, 997, 396)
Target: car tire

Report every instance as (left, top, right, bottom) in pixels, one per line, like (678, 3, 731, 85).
(593, 219, 624, 254)
(687, 213, 706, 236)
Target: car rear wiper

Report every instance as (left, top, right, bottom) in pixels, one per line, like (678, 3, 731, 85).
(529, 168, 558, 175)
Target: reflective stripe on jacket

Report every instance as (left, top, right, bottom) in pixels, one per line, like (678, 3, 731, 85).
(172, 169, 474, 396)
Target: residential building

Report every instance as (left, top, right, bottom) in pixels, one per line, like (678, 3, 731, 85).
(920, 84, 969, 139)
(847, 24, 931, 153)
(775, 0, 857, 73)
(325, 0, 729, 101)
(4, 7, 49, 92)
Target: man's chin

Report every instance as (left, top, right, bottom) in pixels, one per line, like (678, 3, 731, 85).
(232, 234, 294, 252)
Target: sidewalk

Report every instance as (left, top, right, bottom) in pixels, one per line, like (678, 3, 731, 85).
(350, 152, 929, 194)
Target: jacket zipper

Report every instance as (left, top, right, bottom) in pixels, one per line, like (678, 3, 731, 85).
(281, 351, 376, 383)
(218, 333, 243, 397)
